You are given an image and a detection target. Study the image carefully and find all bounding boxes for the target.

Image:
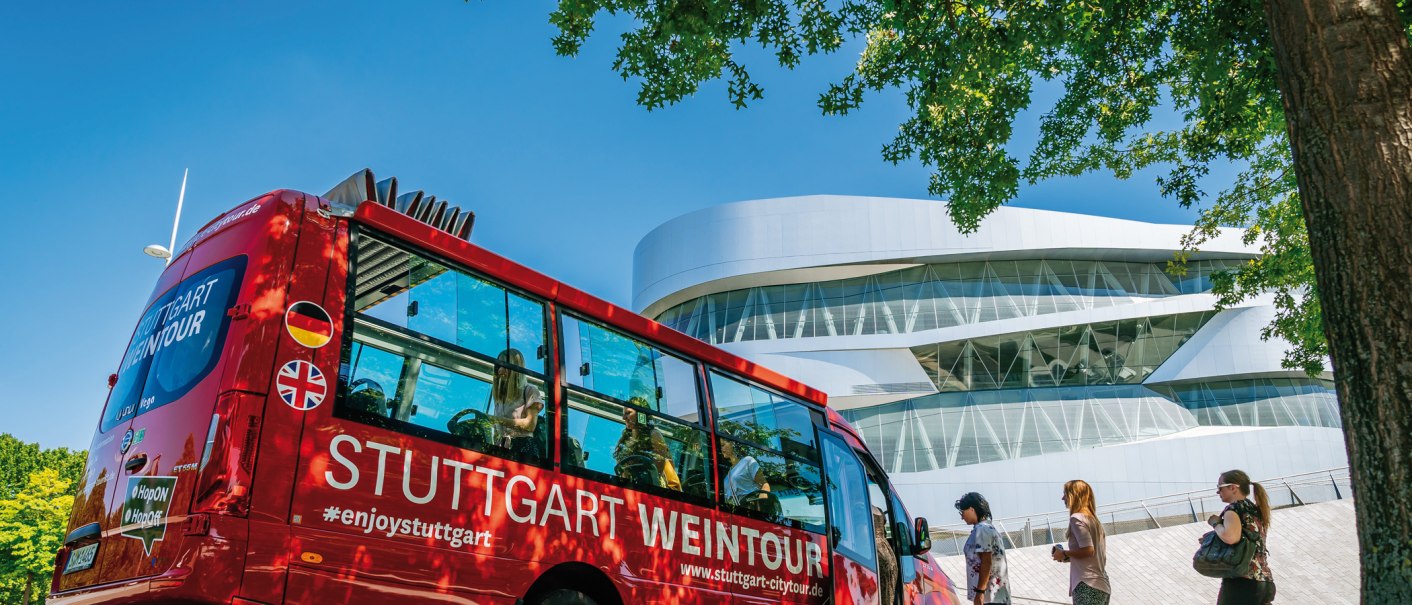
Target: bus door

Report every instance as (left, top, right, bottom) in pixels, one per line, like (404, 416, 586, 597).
(819, 432, 879, 605)
(859, 458, 910, 605)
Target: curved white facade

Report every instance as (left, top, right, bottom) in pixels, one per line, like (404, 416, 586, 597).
(635, 196, 1346, 521)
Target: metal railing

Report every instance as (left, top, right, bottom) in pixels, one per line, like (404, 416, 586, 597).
(928, 467, 1351, 557)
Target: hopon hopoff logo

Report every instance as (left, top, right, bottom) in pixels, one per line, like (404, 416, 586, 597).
(277, 360, 327, 411)
(120, 476, 177, 555)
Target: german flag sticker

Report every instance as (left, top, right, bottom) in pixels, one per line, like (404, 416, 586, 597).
(285, 301, 333, 349)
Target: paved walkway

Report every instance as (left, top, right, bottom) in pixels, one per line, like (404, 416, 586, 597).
(933, 499, 1358, 604)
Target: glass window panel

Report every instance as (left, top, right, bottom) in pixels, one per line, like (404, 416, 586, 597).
(408, 261, 458, 344)
(344, 342, 407, 419)
(710, 372, 818, 460)
(408, 361, 494, 432)
(564, 390, 625, 478)
(656, 353, 702, 421)
(362, 290, 409, 327)
(567, 317, 656, 402)
(719, 438, 824, 531)
(449, 272, 507, 357)
(820, 435, 876, 557)
(563, 315, 703, 425)
(507, 291, 546, 365)
(564, 392, 714, 499)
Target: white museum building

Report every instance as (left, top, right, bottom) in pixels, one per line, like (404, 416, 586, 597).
(633, 195, 1348, 522)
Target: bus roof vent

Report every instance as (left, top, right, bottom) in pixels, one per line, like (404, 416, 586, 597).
(323, 169, 476, 241)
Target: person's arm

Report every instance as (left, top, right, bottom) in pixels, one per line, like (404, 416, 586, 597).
(1217, 509, 1243, 544)
(753, 466, 771, 492)
(975, 551, 992, 605)
(1066, 545, 1095, 558)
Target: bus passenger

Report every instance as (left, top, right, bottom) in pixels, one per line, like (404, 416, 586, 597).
(721, 439, 770, 505)
(491, 348, 544, 457)
(872, 504, 899, 605)
(613, 401, 681, 491)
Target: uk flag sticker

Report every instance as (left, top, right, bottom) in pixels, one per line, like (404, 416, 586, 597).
(277, 360, 327, 411)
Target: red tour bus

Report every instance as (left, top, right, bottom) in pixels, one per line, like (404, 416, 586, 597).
(50, 171, 961, 605)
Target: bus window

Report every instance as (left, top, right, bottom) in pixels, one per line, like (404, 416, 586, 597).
(354, 242, 547, 367)
(561, 314, 701, 422)
(821, 432, 877, 569)
(559, 315, 713, 500)
(408, 361, 492, 430)
(407, 259, 460, 344)
(344, 341, 408, 418)
(709, 372, 817, 460)
(339, 234, 550, 462)
(888, 491, 919, 583)
(708, 371, 825, 530)
(507, 292, 546, 364)
(563, 390, 714, 500)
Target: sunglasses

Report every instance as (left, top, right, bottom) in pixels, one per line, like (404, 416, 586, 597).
(1216, 483, 1238, 494)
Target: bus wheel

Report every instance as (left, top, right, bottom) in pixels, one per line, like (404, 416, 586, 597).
(534, 589, 597, 605)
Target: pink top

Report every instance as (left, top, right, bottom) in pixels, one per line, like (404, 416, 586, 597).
(1067, 513, 1110, 595)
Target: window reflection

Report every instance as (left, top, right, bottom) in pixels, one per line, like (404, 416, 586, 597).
(821, 435, 876, 566)
(717, 437, 824, 532)
(340, 234, 550, 463)
(345, 342, 406, 418)
(709, 372, 817, 460)
(563, 391, 714, 500)
(562, 314, 703, 423)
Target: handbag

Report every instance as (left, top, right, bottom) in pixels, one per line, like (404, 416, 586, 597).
(1192, 528, 1260, 578)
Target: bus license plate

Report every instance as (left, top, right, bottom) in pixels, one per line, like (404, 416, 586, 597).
(64, 543, 98, 574)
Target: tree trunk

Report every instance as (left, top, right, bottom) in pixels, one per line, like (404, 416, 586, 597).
(22, 571, 32, 605)
(1262, 0, 1412, 600)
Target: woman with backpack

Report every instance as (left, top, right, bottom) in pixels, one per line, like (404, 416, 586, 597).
(1051, 479, 1111, 604)
(1209, 469, 1276, 604)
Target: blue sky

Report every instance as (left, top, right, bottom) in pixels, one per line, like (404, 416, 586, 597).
(1, 2, 1226, 450)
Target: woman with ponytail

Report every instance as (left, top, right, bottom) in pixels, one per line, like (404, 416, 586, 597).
(1052, 480, 1111, 604)
(1210, 469, 1275, 604)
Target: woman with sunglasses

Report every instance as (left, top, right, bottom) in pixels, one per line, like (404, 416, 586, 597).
(957, 492, 1010, 605)
(1209, 469, 1276, 604)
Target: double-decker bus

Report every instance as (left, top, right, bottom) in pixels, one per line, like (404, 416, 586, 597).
(49, 170, 961, 605)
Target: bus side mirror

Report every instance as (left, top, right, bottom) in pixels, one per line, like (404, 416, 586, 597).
(913, 517, 932, 555)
